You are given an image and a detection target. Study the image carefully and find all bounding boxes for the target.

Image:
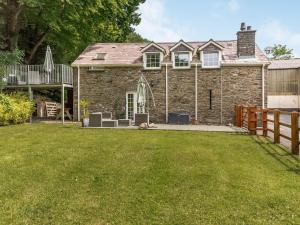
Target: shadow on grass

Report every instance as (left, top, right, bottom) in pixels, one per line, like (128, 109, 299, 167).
(252, 135, 300, 175)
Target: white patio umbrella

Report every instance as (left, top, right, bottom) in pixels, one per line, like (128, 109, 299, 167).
(43, 45, 54, 83)
(137, 76, 147, 113)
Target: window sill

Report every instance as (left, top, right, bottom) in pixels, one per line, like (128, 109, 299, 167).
(143, 67, 162, 71)
(202, 66, 221, 69)
(172, 66, 192, 70)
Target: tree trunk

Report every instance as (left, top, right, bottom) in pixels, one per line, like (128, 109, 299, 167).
(25, 30, 49, 64)
(5, 0, 24, 51)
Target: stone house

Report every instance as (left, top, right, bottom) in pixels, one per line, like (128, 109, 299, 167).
(72, 23, 269, 125)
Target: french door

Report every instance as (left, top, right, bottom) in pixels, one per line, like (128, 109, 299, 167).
(126, 92, 137, 121)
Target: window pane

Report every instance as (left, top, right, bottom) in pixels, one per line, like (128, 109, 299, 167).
(146, 53, 161, 68)
(174, 52, 189, 67)
(203, 51, 219, 67)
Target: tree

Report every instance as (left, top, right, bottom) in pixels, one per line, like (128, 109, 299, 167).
(271, 44, 294, 60)
(0, 49, 24, 91)
(0, 0, 145, 64)
(125, 32, 150, 43)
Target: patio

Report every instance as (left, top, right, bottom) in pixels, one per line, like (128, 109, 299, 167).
(86, 123, 246, 132)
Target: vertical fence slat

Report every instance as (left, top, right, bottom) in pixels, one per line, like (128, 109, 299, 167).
(248, 106, 257, 135)
(273, 110, 280, 144)
(291, 112, 299, 155)
(262, 109, 268, 137)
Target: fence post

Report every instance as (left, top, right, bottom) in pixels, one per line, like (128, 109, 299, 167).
(262, 109, 268, 137)
(273, 110, 280, 144)
(248, 106, 257, 135)
(235, 105, 242, 127)
(291, 112, 299, 155)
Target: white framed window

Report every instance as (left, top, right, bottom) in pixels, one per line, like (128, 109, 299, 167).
(144, 52, 161, 69)
(201, 51, 221, 68)
(172, 52, 191, 69)
(94, 53, 106, 60)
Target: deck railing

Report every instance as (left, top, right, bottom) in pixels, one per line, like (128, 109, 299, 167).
(4, 64, 73, 86)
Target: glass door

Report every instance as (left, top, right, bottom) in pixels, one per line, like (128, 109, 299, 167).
(126, 92, 137, 121)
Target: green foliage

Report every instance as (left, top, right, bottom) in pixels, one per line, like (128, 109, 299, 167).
(113, 97, 125, 119)
(80, 99, 89, 119)
(0, 92, 35, 126)
(125, 32, 150, 43)
(1, 0, 146, 63)
(272, 44, 294, 60)
(0, 49, 24, 91)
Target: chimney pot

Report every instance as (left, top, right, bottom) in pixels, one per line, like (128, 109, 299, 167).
(240, 22, 246, 31)
(247, 26, 252, 30)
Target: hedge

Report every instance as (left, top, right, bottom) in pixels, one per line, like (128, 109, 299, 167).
(0, 93, 35, 126)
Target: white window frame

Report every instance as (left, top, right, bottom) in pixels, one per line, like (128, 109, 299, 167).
(126, 91, 137, 121)
(143, 52, 163, 70)
(172, 51, 192, 69)
(201, 50, 221, 69)
(94, 53, 106, 60)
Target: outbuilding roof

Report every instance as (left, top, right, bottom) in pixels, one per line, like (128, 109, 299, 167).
(72, 40, 268, 66)
(268, 59, 300, 69)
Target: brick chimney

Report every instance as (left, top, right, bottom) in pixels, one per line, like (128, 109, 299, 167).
(237, 22, 256, 58)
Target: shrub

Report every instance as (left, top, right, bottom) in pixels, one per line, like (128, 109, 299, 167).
(80, 99, 89, 119)
(0, 93, 35, 126)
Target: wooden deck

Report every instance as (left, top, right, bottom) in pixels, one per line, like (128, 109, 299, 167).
(4, 64, 73, 87)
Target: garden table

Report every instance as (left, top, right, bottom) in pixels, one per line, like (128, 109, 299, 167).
(56, 107, 72, 120)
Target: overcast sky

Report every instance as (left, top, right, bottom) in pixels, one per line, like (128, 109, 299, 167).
(135, 0, 300, 57)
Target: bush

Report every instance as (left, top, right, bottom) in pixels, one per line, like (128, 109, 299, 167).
(0, 93, 35, 126)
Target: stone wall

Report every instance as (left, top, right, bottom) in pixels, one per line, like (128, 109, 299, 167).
(168, 67, 195, 117)
(221, 66, 263, 124)
(73, 67, 166, 123)
(73, 65, 264, 125)
(198, 68, 222, 124)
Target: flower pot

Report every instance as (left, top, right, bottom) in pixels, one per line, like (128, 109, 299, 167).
(82, 118, 89, 127)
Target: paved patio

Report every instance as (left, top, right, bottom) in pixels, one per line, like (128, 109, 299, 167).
(36, 120, 246, 133)
(148, 124, 245, 132)
(88, 124, 246, 132)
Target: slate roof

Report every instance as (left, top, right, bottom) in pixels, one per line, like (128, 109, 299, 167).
(72, 40, 268, 66)
(268, 59, 300, 69)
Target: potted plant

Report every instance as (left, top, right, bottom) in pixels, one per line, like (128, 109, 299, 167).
(80, 99, 89, 127)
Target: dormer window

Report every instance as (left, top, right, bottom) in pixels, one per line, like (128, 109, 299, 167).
(173, 52, 191, 68)
(202, 51, 220, 68)
(198, 39, 223, 69)
(94, 53, 106, 60)
(144, 53, 161, 69)
(141, 42, 165, 70)
(170, 40, 194, 69)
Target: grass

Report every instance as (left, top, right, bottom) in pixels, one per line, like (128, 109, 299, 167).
(0, 124, 300, 225)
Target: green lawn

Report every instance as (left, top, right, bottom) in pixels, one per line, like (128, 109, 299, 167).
(0, 124, 300, 225)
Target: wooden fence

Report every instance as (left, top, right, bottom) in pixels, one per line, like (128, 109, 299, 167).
(235, 105, 299, 155)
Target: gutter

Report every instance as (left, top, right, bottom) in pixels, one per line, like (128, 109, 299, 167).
(262, 63, 266, 109)
(195, 64, 198, 120)
(165, 64, 168, 123)
(222, 62, 270, 67)
(77, 65, 81, 121)
(71, 64, 142, 68)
